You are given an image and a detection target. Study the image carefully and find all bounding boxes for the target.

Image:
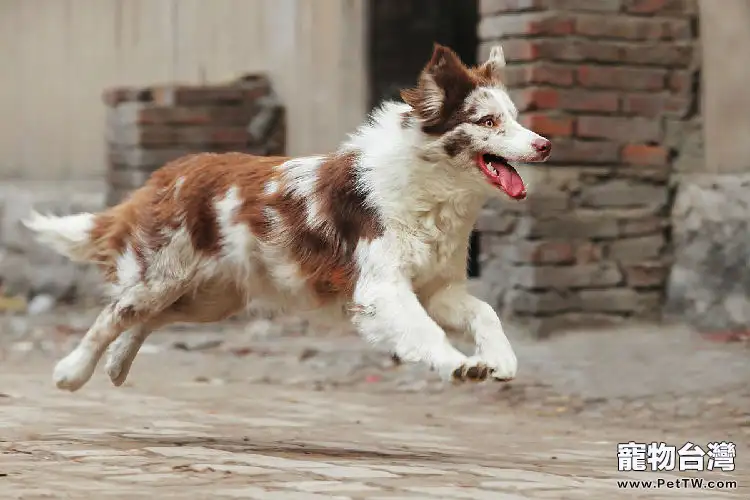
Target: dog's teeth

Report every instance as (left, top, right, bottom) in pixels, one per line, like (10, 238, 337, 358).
(487, 162, 498, 175)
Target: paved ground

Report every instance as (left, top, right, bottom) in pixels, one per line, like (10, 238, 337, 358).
(0, 307, 747, 499)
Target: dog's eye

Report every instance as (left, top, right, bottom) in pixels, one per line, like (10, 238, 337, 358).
(480, 117, 496, 128)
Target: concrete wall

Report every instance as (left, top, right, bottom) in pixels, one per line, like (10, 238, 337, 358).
(0, 0, 368, 180)
(666, 0, 750, 332)
(700, 0, 750, 174)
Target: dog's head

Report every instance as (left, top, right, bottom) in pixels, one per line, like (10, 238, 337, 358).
(401, 44, 551, 200)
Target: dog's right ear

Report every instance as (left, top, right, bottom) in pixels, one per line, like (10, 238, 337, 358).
(401, 44, 474, 125)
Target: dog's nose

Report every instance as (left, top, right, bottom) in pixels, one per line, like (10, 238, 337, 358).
(533, 138, 551, 154)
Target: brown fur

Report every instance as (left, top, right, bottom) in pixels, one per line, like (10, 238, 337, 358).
(443, 130, 473, 158)
(400, 44, 502, 136)
(269, 151, 384, 300)
(87, 151, 383, 302)
(89, 153, 282, 280)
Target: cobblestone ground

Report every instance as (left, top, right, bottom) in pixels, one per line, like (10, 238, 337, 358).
(0, 307, 747, 499)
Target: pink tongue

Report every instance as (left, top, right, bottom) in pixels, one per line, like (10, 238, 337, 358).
(498, 166, 525, 197)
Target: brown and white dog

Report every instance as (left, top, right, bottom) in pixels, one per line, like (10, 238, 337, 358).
(25, 44, 550, 392)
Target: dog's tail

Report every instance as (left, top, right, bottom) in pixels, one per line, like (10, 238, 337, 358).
(23, 211, 101, 263)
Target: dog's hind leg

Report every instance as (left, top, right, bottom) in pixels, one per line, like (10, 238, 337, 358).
(53, 281, 186, 392)
(105, 324, 154, 387)
(53, 301, 135, 391)
(104, 285, 245, 387)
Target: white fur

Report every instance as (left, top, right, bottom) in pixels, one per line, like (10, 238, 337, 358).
(22, 211, 95, 261)
(489, 45, 506, 67)
(278, 156, 326, 226)
(33, 45, 548, 390)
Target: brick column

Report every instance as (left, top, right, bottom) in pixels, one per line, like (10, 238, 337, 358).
(103, 75, 285, 206)
(476, 0, 699, 335)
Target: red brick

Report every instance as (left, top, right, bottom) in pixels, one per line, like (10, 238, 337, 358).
(575, 14, 691, 40)
(500, 39, 581, 62)
(580, 41, 692, 67)
(521, 113, 574, 137)
(623, 261, 668, 287)
(667, 70, 694, 94)
(491, 39, 540, 62)
(176, 127, 249, 146)
(503, 63, 575, 87)
(150, 86, 246, 106)
(577, 66, 666, 90)
(547, 0, 623, 11)
(575, 242, 604, 263)
(621, 93, 666, 117)
(621, 144, 669, 166)
(623, 0, 691, 15)
(577, 116, 662, 142)
(558, 89, 619, 112)
(510, 240, 575, 264)
(136, 107, 214, 126)
(479, 12, 573, 39)
(510, 88, 560, 111)
(621, 93, 693, 118)
(110, 126, 176, 147)
(504, 39, 693, 68)
(553, 140, 620, 164)
(622, 43, 693, 67)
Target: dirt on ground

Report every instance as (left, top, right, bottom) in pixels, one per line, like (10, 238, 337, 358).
(0, 306, 747, 499)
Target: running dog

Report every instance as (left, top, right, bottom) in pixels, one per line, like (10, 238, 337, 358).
(25, 43, 551, 392)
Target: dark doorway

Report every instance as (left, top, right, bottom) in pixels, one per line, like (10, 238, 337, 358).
(367, 0, 481, 277)
(367, 0, 480, 109)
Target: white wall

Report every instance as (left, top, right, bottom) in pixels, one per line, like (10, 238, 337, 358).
(0, 0, 368, 179)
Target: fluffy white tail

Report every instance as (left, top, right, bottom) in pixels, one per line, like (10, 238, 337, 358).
(22, 211, 96, 262)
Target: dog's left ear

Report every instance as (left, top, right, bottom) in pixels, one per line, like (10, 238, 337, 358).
(478, 45, 506, 81)
(401, 44, 474, 125)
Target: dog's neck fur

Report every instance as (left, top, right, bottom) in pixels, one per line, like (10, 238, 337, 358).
(341, 100, 485, 284)
(345, 101, 486, 238)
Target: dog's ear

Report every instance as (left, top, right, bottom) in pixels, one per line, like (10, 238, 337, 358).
(401, 44, 475, 125)
(477, 45, 506, 82)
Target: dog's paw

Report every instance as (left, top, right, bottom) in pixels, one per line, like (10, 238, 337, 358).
(104, 353, 128, 387)
(53, 348, 96, 392)
(105, 334, 138, 387)
(480, 347, 518, 382)
(451, 357, 492, 383)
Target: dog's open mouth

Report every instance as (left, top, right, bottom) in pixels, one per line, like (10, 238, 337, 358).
(477, 153, 526, 200)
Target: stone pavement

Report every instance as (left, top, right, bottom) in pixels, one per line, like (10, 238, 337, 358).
(0, 309, 747, 499)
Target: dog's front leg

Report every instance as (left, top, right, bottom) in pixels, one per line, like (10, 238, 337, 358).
(351, 278, 493, 382)
(424, 285, 517, 381)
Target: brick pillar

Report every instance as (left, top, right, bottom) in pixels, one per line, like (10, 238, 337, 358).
(476, 0, 699, 335)
(103, 75, 285, 206)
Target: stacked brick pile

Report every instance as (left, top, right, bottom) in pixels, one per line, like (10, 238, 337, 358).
(476, 0, 700, 335)
(103, 75, 285, 205)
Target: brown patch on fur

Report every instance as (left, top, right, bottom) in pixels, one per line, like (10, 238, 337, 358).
(87, 153, 286, 282)
(87, 151, 383, 304)
(443, 130, 473, 157)
(269, 151, 384, 301)
(400, 44, 503, 136)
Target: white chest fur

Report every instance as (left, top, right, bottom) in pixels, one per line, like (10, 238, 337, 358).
(394, 197, 482, 287)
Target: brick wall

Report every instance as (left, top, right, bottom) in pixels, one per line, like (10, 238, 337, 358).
(476, 0, 700, 335)
(104, 75, 285, 206)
